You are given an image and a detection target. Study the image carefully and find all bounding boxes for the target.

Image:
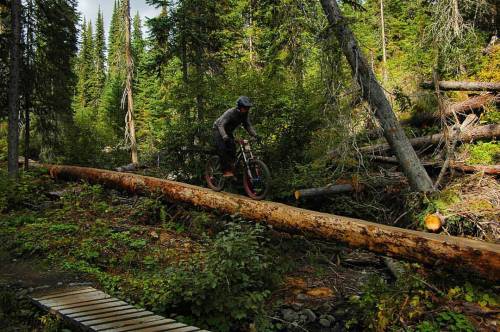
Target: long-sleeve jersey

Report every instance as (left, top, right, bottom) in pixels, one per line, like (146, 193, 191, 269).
(213, 107, 257, 138)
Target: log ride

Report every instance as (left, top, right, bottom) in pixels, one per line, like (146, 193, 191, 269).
(420, 81, 500, 92)
(361, 124, 500, 155)
(295, 184, 354, 200)
(39, 163, 500, 280)
(369, 156, 500, 176)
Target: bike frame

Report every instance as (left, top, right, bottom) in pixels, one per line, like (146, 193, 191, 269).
(235, 139, 255, 177)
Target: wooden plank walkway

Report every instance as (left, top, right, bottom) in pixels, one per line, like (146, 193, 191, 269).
(30, 286, 209, 332)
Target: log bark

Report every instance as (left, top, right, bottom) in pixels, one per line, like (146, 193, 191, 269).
(421, 81, 500, 92)
(319, 0, 434, 192)
(42, 164, 500, 280)
(361, 124, 500, 154)
(123, 0, 138, 165)
(370, 155, 500, 175)
(448, 93, 499, 116)
(295, 184, 354, 200)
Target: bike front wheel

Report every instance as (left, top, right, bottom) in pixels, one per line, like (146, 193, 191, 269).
(205, 155, 225, 191)
(243, 159, 271, 200)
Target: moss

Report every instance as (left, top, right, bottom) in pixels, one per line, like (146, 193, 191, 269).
(432, 189, 461, 212)
(462, 142, 500, 165)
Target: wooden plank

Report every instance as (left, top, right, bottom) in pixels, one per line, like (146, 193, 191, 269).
(91, 315, 166, 331)
(67, 304, 135, 318)
(74, 308, 146, 323)
(59, 301, 129, 315)
(84, 310, 154, 326)
(53, 298, 120, 311)
(40, 291, 110, 307)
(34, 287, 96, 300)
(100, 318, 176, 332)
(128, 322, 189, 332)
(165, 326, 200, 332)
(30, 287, 208, 332)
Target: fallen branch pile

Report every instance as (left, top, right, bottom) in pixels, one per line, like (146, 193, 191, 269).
(420, 81, 500, 92)
(361, 124, 500, 155)
(41, 164, 500, 281)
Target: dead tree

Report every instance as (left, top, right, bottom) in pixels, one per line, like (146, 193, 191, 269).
(123, 0, 138, 165)
(42, 163, 500, 280)
(295, 184, 354, 200)
(8, 0, 21, 178)
(448, 93, 499, 116)
(319, 0, 434, 192)
(421, 81, 500, 92)
(361, 124, 500, 154)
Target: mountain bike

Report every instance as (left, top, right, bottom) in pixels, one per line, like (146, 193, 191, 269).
(205, 138, 271, 200)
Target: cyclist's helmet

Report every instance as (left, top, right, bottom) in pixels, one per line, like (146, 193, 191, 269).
(236, 96, 253, 108)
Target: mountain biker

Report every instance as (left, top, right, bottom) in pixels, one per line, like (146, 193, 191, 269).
(213, 96, 260, 177)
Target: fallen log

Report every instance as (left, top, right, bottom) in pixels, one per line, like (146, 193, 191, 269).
(448, 93, 499, 116)
(295, 184, 354, 200)
(421, 81, 500, 92)
(361, 124, 500, 154)
(363, 94, 496, 139)
(40, 164, 500, 280)
(369, 156, 500, 175)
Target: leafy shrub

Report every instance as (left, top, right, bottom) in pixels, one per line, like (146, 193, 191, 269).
(0, 168, 50, 212)
(135, 223, 281, 331)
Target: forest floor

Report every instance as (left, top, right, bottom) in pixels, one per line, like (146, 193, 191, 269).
(0, 167, 499, 332)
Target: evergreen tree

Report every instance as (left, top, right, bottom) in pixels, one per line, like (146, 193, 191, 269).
(91, 7, 106, 107)
(33, 0, 78, 160)
(75, 19, 94, 109)
(108, 0, 125, 76)
(132, 12, 145, 65)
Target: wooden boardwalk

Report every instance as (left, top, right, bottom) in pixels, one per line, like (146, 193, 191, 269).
(30, 286, 209, 332)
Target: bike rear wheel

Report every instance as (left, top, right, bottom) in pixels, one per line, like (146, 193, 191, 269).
(243, 159, 271, 200)
(205, 155, 225, 191)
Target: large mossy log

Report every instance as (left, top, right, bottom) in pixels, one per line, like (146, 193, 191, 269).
(361, 124, 500, 154)
(42, 164, 500, 280)
(421, 81, 500, 92)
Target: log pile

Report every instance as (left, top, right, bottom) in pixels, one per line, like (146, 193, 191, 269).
(361, 124, 500, 155)
(41, 163, 500, 280)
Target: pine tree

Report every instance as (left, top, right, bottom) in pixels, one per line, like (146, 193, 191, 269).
(91, 7, 106, 107)
(34, 0, 78, 159)
(132, 12, 145, 65)
(108, 0, 125, 76)
(75, 18, 94, 109)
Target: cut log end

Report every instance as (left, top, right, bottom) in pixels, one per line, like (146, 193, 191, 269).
(294, 191, 301, 200)
(424, 213, 445, 232)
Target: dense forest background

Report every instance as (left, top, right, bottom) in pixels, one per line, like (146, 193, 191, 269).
(1, 1, 499, 331)
(0, 0, 498, 201)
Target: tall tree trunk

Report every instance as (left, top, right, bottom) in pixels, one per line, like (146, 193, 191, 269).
(8, 0, 21, 178)
(380, 0, 388, 84)
(123, 0, 138, 164)
(319, 0, 434, 192)
(24, 0, 34, 171)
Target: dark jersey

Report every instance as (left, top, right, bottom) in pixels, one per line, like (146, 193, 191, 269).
(213, 107, 257, 138)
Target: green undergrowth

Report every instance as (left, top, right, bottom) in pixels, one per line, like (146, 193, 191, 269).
(0, 170, 286, 331)
(1, 169, 499, 331)
(346, 264, 499, 331)
(460, 141, 500, 165)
